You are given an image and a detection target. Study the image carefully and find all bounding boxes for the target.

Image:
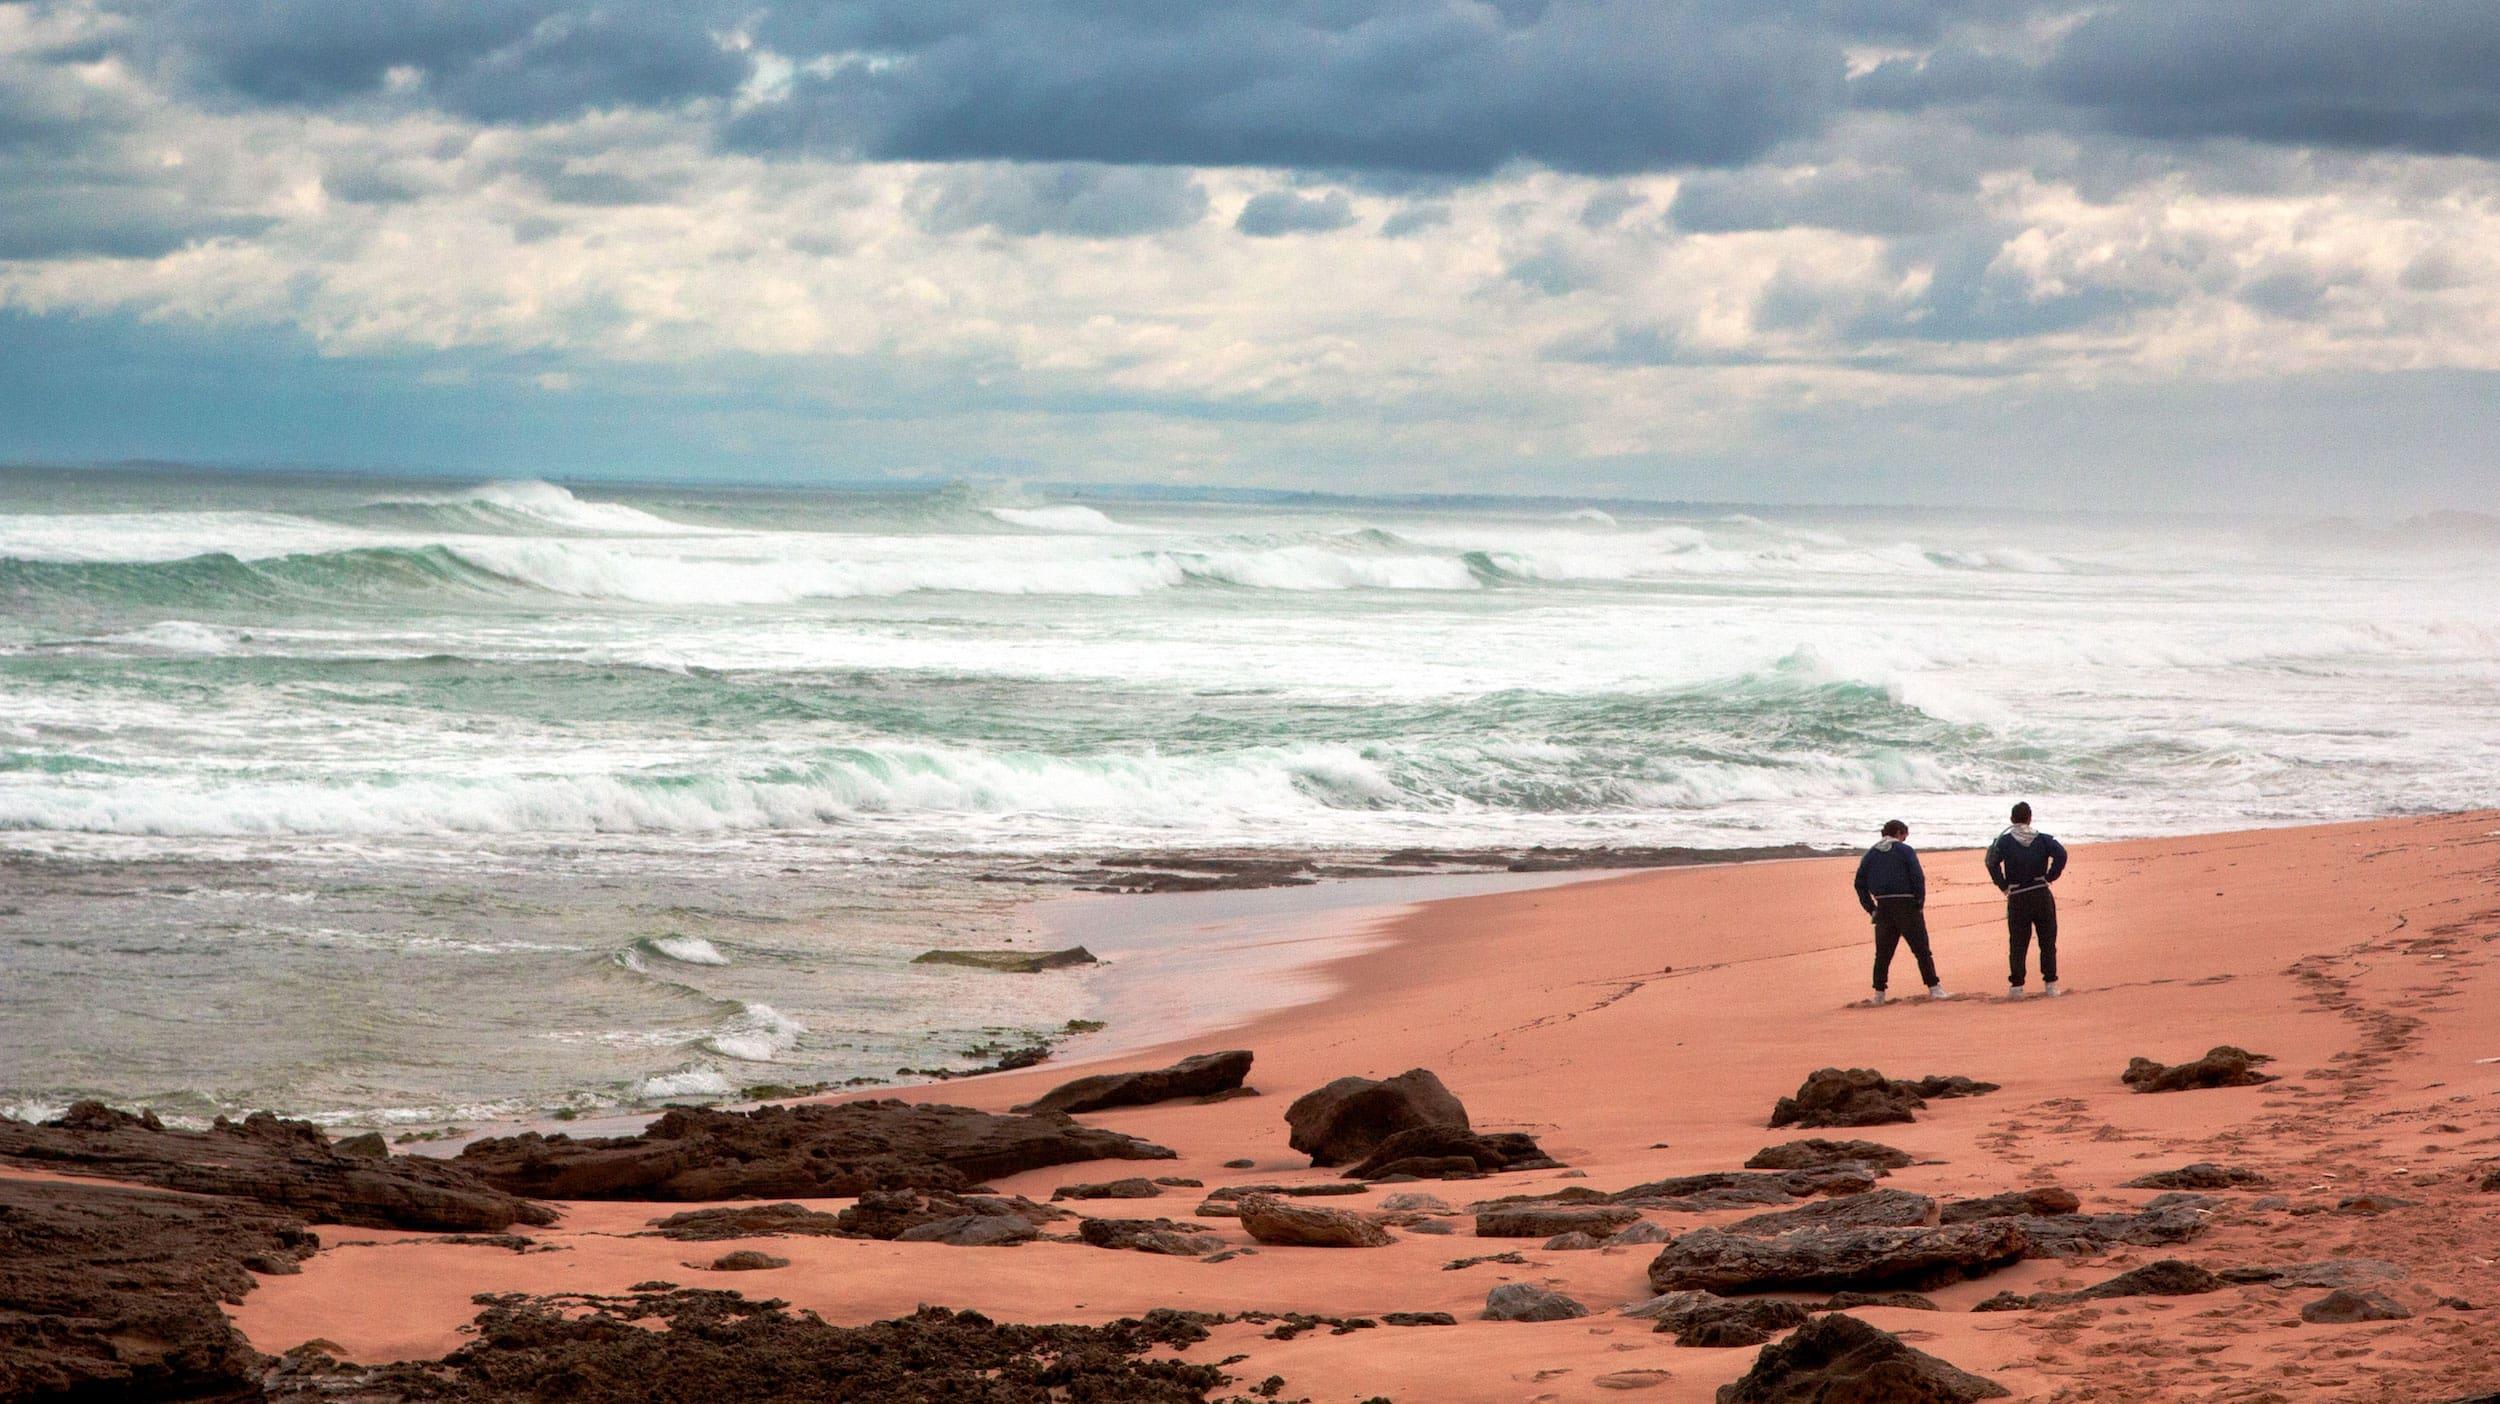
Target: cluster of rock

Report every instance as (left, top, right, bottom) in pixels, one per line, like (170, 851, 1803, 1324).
(2121, 1045, 2277, 1092)
(1284, 1068, 1559, 1179)
(1768, 1068, 1999, 1129)
(1014, 1051, 1254, 1115)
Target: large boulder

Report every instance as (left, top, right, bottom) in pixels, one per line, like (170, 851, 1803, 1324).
(1727, 1190, 1937, 1238)
(1339, 1125, 1560, 1180)
(457, 1099, 1172, 1200)
(0, 1102, 548, 1233)
(1482, 1283, 1589, 1322)
(1767, 1069, 1924, 1129)
(1014, 1051, 1254, 1115)
(2300, 1289, 2411, 1324)
(832, 1189, 1063, 1242)
(2122, 1046, 2276, 1092)
(1938, 1188, 2080, 1223)
(2005, 1193, 2213, 1258)
(1714, 1312, 2009, 1403)
(1236, 1195, 1393, 1247)
(1745, 1140, 1912, 1173)
(1285, 1069, 1471, 1167)
(1648, 1221, 2029, 1296)
(1475, 1204, 1643, 1239)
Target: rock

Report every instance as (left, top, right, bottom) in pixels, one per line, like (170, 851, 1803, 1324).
(1544, 1230, 1606, 1250)
(704, 1250, 788, 1271)
(1284, 1068, 1471, 1167)
(1895, 1075, 1998, 1100)
(457, 1099, 1173, 1200)
(1077, 1217, 1226, 1256)
(1714, 1312, 2009, 1403)
(1595, 1369, 1674, 1390)
(2301, 1288, 2412, 1323)
(1014, 1051, 1254, 1115)
(1476, 1204, 1643, 1239)
(1745, 1139, 1912, 1173)
(2232, 1258, 2407, 1290)
(1642, 1294, 1811, 1347)
(2004, 1194, 2214, 1258)
(832, 1189, 1062, 1241)
(1728, 1190, 1937, 1237)
(2122, 1162, 2269, 1190)
(334, 1132, 389, 1159)
(1647, 1221, 2029, 1295)
(1380, 1312, 1458, 1326)
(1818, 1291, 1939, 1311)
(1768, 1069, 1923, 1129)
(1237, 1195, 1393, 1247)
(1379, 1192, 1452, 1213)
(1222, 1158, 1255, 1169)
(0, 1101, 549, 1233)
(2334, 1192, 2416, 1215)
(0, 1175, 318, 1402)
(1939, 1187, 2080, 1223)
(1975, 1258, 2223, 1310)
(910, 946, 1098, 972)
(1606, 1219, 1674, 1247)
(1339, 1124, 1561, 1180)
(649, 1203, 850, 1241)
(1052, 1177, 1162, 1201)
(1194, 1181, 1370, 1215)
(1482, 1283, 1589, 1322)
(2121, 1045, 2277, 1092)
(1605, 1169, 1872, 1211)
(895, 1215, 1040, 1247)
(1408, 1218, 1455, 1235)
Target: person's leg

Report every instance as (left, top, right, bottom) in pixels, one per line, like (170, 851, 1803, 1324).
(1902, 905, 1941, 989)
(2037, 892, 2059, 985)
(1872, 909, 1901, 993)
(2006, 898, 2031, 988)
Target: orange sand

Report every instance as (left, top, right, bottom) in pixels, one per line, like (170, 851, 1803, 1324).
(221, 813, 2500, 1400)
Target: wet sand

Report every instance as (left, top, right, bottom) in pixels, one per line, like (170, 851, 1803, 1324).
(217, 812, 2500, 1399)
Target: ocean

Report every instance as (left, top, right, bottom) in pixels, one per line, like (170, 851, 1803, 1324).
(3, 466, 2494, 1131)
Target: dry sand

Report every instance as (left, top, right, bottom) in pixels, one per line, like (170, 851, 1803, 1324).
(224, 813, 2500, 1401)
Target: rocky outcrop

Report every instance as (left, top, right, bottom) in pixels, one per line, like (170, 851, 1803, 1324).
(1606, 1167, 1878, 1210)
(457, 1100, 1173, 1200)
(1014, 1051, 1254, 1115)
(897, 1215, 1040, 1247)
(1975, 1258, 2222, 1311)
(910, 946, 1098, 972)
(1768, 1069, 1921, 1128)
(1938, 1187, 2080, 1223)
(1194, 1182, 1367, 1216)
(2227, 1258, 2406, 1290)
(1629, 1292, 1810, 1348)
(1728, 1190, 1937, 1237)
(1893, 1075, 1998, 1101)
(648, 1203, 849, 1241)
(703, 1250, 788, 1271)
(1236, 1194, 1393, 1247)
(0, 1175, 318, 1402)
(1077, 1217, 1226, 1256)
(2122, 1163, 2270, 1190)
(1284, 1068, 1470, 1167)
(2122, 1045, 2277, 1092)
(1714, 1313, 2009, 1403)
(1482, 1283, 1589, 1322)
(1475, 1204, 1643, 1239)
(2301, 1288, 2412, 1323)
(0, 1101, 549, 1232)
(1338, 1124, 1560, 1180)
(1052, 1177, 1161, 1201)
(833, 1189, 1063, 1242)
(1745, 1139, 1912, 1173)
(2006, 1193, 2214, 1258)
(1647, 1221, 2029, 1295)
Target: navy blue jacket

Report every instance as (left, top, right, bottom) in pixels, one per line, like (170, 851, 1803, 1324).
(1985, 829, 2068, 893)
(1853, 840, 1926, 914)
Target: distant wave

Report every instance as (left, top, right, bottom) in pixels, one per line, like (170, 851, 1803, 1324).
(365, 480, 720, 537)
(987, 504, 1139, 533)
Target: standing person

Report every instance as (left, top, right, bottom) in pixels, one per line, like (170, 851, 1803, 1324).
(1854, 820, 1947, 1005)
(1986, 802, 2069, 999)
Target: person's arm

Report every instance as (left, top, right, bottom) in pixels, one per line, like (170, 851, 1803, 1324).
(2043, 835, 2069, 884)
(1984, 836, 2007, 891)
(1906, 846, 1927, 904)
(1854, 852, 1876, 914)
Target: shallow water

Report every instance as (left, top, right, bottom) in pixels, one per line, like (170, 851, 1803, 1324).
(3, 467, 2493, 1127)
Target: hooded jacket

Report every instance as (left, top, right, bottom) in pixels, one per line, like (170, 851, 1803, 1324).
(1853, 838, 1926, 914)
(1985, 826, 2068, 894)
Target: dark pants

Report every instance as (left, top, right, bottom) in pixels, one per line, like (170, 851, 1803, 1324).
(2007, 887, 2058, 986)
(1871, 900, 1939, 992)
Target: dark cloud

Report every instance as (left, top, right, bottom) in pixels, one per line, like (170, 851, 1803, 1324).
(916, 163, 1209, 237)
(1669, 164, 1969, 237)
(0, 185, 272, 259)
(1235, 188, 1356, 236)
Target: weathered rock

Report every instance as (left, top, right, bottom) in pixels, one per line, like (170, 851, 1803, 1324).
(649, 1203, 849, 1241)
(1894, 1075, 1998, 1101)
(1975, 1258, 2222, 1311)
(1284, 1068, 1471, 1167)
(1728, 1190, 1937, 1237)
(1014, 1051, 1254, 1115)
(1745, 1139, 1912, 1173)
(1482, 1283, 1589, 1322)
(1407, 1218, 1455, 1235)
(1339, 1124, 1560, 1180)
(2004, 1194, 2214, 1258)
(1768, 1068, 1922, 1129)
(1633, 1292, 1810, 1346)
(2229, 1258, 2406, 1290)
(2121, 1162, 2269, 1191)
(2301, 1288, 2412, 1323)
(895, 1215, 1039, 1247)
(1939, 1187, 2080, 1223)
(832, 1189, 1062, 1241)
(910, 946, 1098, 972)
(0, 1175, 318, 1402)
(1476, 1204, 1643, 1239)
(2121, 1045, 2277, 1092)
(1607, 1168, 1873, 1211)
(1053, 1177, 1162, 1201)
(1379, 1192, 1452, 1213)
(1544, 1230, 1607, 1250)
(457, 1100, 1173, 1201)
(704, 1250, 788, 1271)
(1237, 1194, 1393, 1248)
(0, 1101, 548, 1233)
(2334, 1192, 2416, 1215)
(1077, 1217, 1226, 1256)
(1647, 1221, 2029, 1295)
(1594, 1369, 1674, 1391)
(1193, 1181, 1369, 1216)
(1817, 1290, 1939, 1311)
(1714, 1312, 2009, 1403)
(1606, 1219, 1674, 1247)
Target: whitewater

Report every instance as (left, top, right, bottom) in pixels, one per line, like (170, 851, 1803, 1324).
(4, 466, 2496, 1129)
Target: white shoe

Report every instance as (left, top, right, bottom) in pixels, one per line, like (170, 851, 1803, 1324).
(1870, 991, 1888, 1006)
(2042, 982, 2062, 998)
(2007, 985, 2024, 1001)
(1927, 986, 1950, 1001)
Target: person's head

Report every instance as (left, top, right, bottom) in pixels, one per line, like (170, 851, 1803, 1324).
(1881, 819, 1908, 840)
(2010, 802, 2032, 825)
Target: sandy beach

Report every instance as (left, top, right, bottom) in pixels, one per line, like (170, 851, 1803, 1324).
(6, 811, 2497, 1401)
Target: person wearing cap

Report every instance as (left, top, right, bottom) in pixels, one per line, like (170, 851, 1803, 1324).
(1853, 819, 1947, 1004)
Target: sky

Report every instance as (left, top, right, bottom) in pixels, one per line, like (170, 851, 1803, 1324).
(3, 0, 2499, 509)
